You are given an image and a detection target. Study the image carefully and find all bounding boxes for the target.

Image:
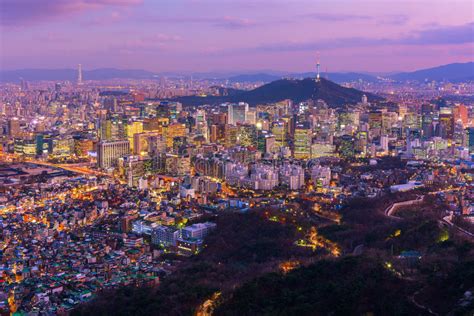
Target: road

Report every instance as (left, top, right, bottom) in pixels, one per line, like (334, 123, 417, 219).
(384, 193, 473, 240)
(0, 152, 111, 177)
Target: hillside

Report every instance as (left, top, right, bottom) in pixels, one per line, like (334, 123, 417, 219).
(391, 62, 474, 82)
(215, 257, 421, 316)
(174, 77, 382, 107)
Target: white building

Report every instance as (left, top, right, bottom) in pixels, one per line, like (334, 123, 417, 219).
(311, 165, 331, 187)
(181, 222, 217, 240)
(279, 163, 305, 190)
(152, 226, 180, 246)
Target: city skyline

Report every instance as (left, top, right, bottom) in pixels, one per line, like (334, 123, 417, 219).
(1, 0, 473, 73)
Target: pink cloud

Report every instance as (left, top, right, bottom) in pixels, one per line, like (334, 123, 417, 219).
(1, 0, 143, 26)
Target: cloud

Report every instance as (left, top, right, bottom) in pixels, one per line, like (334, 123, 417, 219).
(302, 13, 372, 21)
(214, 16, 256, 29)
(378, 14, 410, 25)
(402, 22, 474, 45)
(248, 22, 474, 53)
(86, 10, 124, 26)
(145, 15, 257, 29)
(301, 12, 409, 25)
(0, 0, 143, 26)
(109, 33, 182, 54)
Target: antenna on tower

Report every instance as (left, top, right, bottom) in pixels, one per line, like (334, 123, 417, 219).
(316, 52, 321, 82)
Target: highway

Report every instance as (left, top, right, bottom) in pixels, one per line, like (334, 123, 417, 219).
(0, 152, 111, 177)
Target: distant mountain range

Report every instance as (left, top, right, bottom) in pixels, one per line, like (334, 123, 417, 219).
(0, 68, 157, 82)
(390, 62, 474, 82)
(172, 77, 382, 107)
(226, 62, 474, 83)
(0, 62, 472, 83)
(226, 72, 379, 83)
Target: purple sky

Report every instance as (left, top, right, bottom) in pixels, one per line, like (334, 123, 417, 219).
(1, 0, 473, 73)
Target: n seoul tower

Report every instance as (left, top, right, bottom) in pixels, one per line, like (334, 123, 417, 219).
(315, 52, 321, 82)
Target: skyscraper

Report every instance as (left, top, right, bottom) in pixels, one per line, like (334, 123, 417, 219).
(227, 103, 249, 125)
(465, 127, 474, 153)
(293, 124, 312, 159)
(77, 64, 83, 85)
(8, 118, 20, 137)
(97, 140, 130, 169)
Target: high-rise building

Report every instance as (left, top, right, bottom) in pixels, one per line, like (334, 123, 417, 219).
(453, 104, 468, 127)
(97, 140, 130, 169)
(164, 123, 186, 148)
(77, 64, 83, 85)
(194, 109, 209, 140)
(368, 111, 383, 130)
(224, 124, 238, 148)
(126, 121, 144, 151)
(237, 124, 257, 147)
(8, 118, 20, 137)
(210, 124, 218, 143)
(338, 135, 356, 158)
(227, 102, 249, 125)
(257, 131, 272, 154)
(439, 107, 454, 139)
(466, 128, 474, 153)
(272, 121, 287, 149)
(293, 124, 311, 159)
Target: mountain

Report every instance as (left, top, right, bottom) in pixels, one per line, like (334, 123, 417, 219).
(391, 62, 474, 82)
(209, 86, 245, 97)
(2, 62, 473, 83)
(173, 77, 382, 107)
(227, 73, 282, 82)
(226, 72, 377, 83)
(0, 68, 157, 82)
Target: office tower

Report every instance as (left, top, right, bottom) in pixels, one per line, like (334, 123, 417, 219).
(164, 123, 186, 148)
(272, 121, 287, 149)
(339, 135, 356, 158)
(338, 112, 359, 132)
(237, 124, 257, 147)
(227, 102, 249, 125)
(97, 140, 130, 169)
(398, 104, 407, 119)
(224, 124, 238, 148)
(8, 118, 20, 137)
(368, 111, 383, 130)
(210, 125, 218, 143)
(257, 131, 275, 154)
(293, 124, 312, 159)
(466, 128, 474, 153)
(439, 107, 454, 139)
(404, 113, 420, 129)
(453, 104, 468, 127)
(194, 109, 209, 140)
(311, 142, 335, 158)
(148, 135, 167, 155)
(74, 137, 93, 157)
(126, 121, 144, 151)
(144, 117, 169, 132)
(246, 108, 257, 125)
(133, 132, 160, 155)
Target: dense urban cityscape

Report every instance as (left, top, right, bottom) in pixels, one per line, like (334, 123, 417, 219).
(1, 0, 474, 315)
